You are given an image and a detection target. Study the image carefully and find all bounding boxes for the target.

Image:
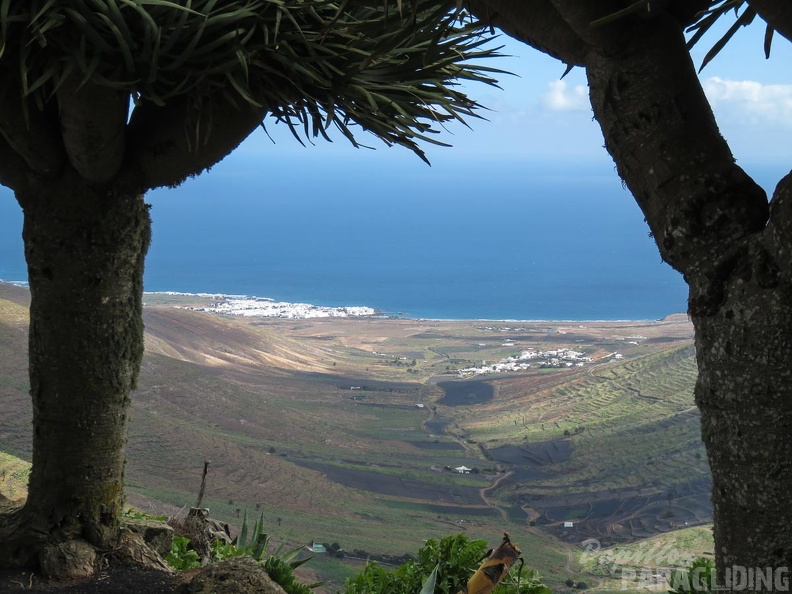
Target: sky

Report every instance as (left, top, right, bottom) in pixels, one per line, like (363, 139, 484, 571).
(222, 13, 792, 178)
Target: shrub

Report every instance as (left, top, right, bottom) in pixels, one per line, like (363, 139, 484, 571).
(669, 557, 715, 594)
(341, 534, 550, 594)
(165, 535, 201, 570)
(166, 511, 320, 594)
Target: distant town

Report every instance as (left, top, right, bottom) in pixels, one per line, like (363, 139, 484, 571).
(456, 347, 624, 377)
(184, 295, 377, 319)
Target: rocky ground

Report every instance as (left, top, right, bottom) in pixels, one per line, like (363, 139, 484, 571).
(0, 566, 182, 593)
(0, 557, 286, 593)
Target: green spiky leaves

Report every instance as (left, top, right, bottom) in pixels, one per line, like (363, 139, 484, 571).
(687, 0, 776, 70)
(1, 0, 502, 161)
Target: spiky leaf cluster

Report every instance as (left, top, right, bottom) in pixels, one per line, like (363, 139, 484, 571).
(0, 0, 501, 160)
(687, 0, 776, 69)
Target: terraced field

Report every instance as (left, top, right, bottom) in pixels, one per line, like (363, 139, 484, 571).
(0, 295, 32, 462)
(439, 343, 708, 547)
(580, 524, 715, 590)
(0, 283, 705, 589)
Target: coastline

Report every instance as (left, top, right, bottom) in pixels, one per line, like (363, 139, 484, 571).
(142, 290, 687, 323)
(1, 280, 686, 322)
(413, 314, 688, 323)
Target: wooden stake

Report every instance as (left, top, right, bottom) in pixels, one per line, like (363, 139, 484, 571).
(195, 460, 209, 509)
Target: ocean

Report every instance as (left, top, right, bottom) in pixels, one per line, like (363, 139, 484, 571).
(0, 156, 691, 320)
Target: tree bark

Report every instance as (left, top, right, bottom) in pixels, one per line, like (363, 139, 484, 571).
(1, 168, 150, 566)
(748, 0, 792, 44)
(691, 236, 792, 589)
(584, 12, 791, 591)
(468, 0, 589, 66)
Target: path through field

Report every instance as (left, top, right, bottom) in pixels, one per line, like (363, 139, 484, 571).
(479, 471, 514, 523)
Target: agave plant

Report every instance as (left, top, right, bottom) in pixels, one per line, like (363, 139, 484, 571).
(235, 510, 269, 561)
(231, 511, 320, 593)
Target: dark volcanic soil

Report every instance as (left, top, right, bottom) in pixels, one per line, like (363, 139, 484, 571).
(0, 566, 183, 593)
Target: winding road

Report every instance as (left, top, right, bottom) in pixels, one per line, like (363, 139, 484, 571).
(479, 470, 514, 523)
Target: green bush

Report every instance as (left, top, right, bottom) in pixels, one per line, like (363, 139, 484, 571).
(165, 535, 201, 570)
(341, 534, 550, 594)
(167, 516, 549, 594)
(669, 557, 715, 594)
(166, 511, 320, 594)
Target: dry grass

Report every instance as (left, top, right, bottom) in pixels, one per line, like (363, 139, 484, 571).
(0, 451, 29, 502)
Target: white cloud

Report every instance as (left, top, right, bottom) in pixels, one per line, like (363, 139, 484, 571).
(539, 80, 589, 111)
(703, 77, 792, 126)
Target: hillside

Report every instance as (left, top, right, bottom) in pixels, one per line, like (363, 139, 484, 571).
(0, 283, 705, 590)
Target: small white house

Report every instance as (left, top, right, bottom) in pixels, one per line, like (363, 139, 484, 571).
(563, 521, 574, 528)
(455, 466, 472, 474)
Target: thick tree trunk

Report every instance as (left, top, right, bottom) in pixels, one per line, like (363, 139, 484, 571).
(690, 244, 792, 589)
(0, 169, 150, 568)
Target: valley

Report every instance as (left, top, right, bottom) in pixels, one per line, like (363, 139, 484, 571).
(0, 283, 709, 590)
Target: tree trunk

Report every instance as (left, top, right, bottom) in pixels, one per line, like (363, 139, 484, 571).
(693, 263, 792, 587)
(690, 239, 792, 590)
(1, 168, 150, 567)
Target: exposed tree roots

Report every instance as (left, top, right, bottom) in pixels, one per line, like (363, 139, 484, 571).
(0, 501, 42, 569)
(0, 502, 172, 581)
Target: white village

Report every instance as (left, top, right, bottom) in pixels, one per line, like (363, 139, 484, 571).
(456, 346, 624, 377)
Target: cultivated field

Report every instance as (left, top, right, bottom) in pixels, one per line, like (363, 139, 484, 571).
(0, 283, 706, 590)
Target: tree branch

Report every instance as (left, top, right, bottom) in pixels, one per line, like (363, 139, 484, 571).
(748, 0, 792, 44)
(0, 67, 64, 180)
(126, 94, 265, 191)
(57, 76, 128, 185)
(668, 0, 716, 28)
(0, 132, 36, 193)
(469, 0, 589, 66)
(549, 0, 632, 52)
(586, 15, 768, 277)
(543, 0, 712, 53)
(766, 172, 792, 279)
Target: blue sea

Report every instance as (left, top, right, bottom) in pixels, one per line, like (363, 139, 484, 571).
(0, 156, 695, 320)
